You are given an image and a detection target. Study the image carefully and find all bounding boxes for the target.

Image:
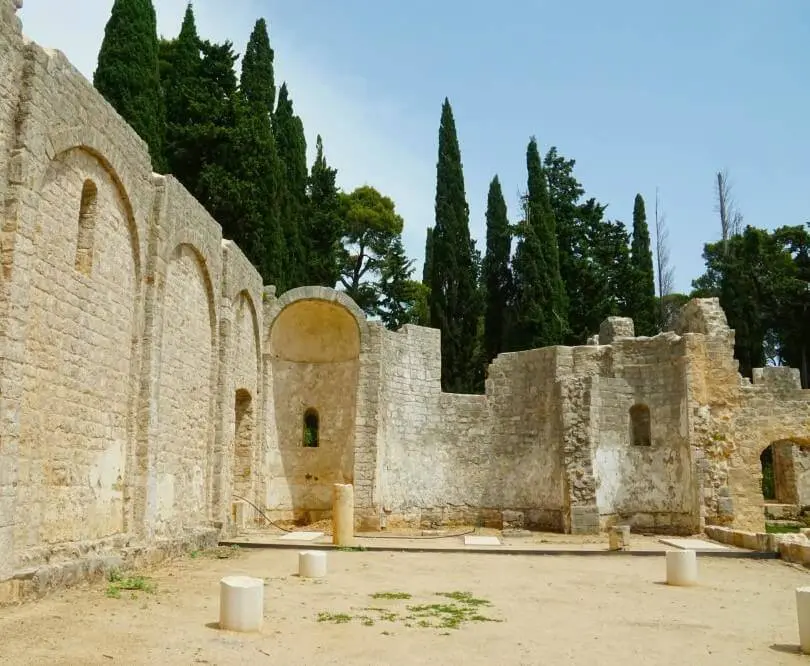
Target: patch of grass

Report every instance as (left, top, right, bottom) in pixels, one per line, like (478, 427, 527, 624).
(336, 545, 367, 552)
(317, 611, 352, 624)
(106, 570, 156, 599)
(314, 590, 501, 630)
(766, 523, 801, 534)
(370, 591, 412, 600)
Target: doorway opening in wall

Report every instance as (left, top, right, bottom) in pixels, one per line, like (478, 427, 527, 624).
(761, 440, 807, 533)
(303, 408, 319, 447)
(233, 389, 254, 498)
(629, 404, 651, 446)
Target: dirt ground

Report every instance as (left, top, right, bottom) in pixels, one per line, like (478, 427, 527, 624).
(1, 547, 809, 665)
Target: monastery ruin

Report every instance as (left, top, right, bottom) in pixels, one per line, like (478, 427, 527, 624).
(1, 1, 810, 599)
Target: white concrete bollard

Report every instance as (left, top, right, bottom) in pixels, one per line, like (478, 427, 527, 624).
(219, 575, 264, 632)
(299, 550, 327, 578)
(332, 483, 355, 546)
(796, 587, 810, 653)
(609, 525, 631, 551)
(666, 549, 698, 586)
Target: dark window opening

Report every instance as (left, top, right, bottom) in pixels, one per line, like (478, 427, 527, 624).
(303, 408, 319, 447)
(630, 404, 651, 446)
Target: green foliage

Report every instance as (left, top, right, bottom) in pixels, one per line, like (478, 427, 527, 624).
(274, 83, 309, 290)
(106, 570, 156, 599)
(543, 148, 631, 343)
(377, 237, 426, 330)
(428, 99, 483, 393)
(627, 194, 657, 336)
(338, 185, 404, 315)
(692, 224, 809, 383)
(240, 18, 275, 114)
(482, 175, 512, 363)
(306, 136, 342, 288)
(94, 0, 166, 171)
(509, 138, 568, 351)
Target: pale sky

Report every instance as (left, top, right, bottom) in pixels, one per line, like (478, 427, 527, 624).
(18, 0, 810, 294)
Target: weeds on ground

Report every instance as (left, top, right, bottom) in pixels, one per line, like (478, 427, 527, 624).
(336, 545, 367, 552)
(189, 545, 242, 559)
(106, 570, 156, 599)
(315, 590, 502, 630)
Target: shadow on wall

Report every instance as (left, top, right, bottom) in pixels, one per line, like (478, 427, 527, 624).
(267, 299, 360, 522)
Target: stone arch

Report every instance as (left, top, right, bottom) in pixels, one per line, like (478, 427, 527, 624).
(730, 423, 810, 532)
(265, 287, 364, 521)
(152, 241, 218, 534)
(235, 289, 262, 388)
(16, 145, 142, 550)
(40, 132, 143, 282)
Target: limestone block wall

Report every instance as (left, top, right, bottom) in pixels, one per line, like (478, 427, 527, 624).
(588, 336, 695, 534)
(375, 329, 567, 530)
(0, 2, 264, 592)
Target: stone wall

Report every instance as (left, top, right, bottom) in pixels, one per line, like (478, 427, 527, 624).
(0, 3, 263, 598)
(2, 0, 810, 603)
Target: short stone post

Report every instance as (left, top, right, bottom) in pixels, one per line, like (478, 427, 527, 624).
(332, 483, 355, 547)
(796, 587, 810, 653)
(609, 525, 630, 551)
(666, 550, 698, 586)
(219, 576, 264, 632)
(299, 550, 327, 578)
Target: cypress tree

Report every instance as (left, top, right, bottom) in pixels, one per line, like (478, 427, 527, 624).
(240, 18, 275, 114)
(429, 98, 481, 393)
(510, 137, 568, 350)
(94, 0, 166, 171)
(234, 18, 285, 288)
(306, 135, 341, 287)
(628, 193, 657, 335)
(482, 175, 512, 363)
(422, 227, 434, 285)
(274, 83, 309, 290)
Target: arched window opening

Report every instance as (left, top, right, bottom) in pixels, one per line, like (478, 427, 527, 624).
(233, 389, 254, 497)
(629, 404, 651, 447)
(303, 408, 319, 448)
(75, 179, 98, 275)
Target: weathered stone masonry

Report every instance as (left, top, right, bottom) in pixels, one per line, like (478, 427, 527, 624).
(1, 1, 810, 600)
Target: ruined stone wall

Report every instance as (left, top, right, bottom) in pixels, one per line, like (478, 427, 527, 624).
(588, 336, 695, 534)
(375, 330, 566, 530)
(0, 3, 264, 596)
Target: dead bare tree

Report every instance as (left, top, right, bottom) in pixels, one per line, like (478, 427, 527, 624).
(715, 169, 744, 254)
(654, 188, 675, 328)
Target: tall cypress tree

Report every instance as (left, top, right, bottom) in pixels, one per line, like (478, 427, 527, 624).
(306, 135, 341, 287)
(240, 18, 275, 114)
(510, 137, 568, 350)
(422, 227, 434, 285)
(628, 193, 657, 335)
(482, 175, 512, 364)
(274, 83, 308, 290)
(94, 0, 166, 171)
(428, 98, 481, 393)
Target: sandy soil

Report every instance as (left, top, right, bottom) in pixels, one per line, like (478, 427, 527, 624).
(1, 547, 808, 665)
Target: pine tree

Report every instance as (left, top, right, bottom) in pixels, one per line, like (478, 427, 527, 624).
(94, 0, 166, 171)
(482, 175, 512, 364)
(274, 83, 309, 289)
(428, 98, 481, 393)
(306, 136, 341, 287)
(510, 138, 568, 350)
(378, 237, 418, 330)
(628, 193, 657, 336)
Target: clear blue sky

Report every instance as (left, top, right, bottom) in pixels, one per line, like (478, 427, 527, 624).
(21, 0, 810, 293)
